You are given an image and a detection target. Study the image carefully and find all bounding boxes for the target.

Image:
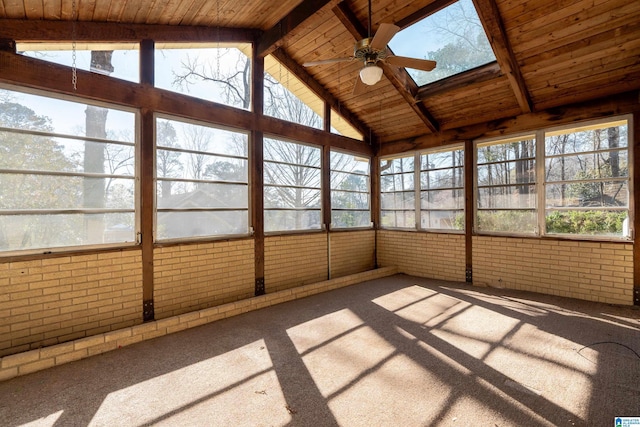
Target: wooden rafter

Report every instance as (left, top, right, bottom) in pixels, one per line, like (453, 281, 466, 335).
(471, 0, 533, 113)
(395, 0, 456, 29)
(417, 62, 502, 100)
(0, 19, 258, 43)
(270, 47, 373, 142)
(256, 0, 336, 57)
(332, 1, 440, 134)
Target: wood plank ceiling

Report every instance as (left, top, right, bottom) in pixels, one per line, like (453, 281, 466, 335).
(1, 0, 639, 149)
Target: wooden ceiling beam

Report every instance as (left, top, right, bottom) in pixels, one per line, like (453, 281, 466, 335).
(417, 62, 502, 100)
(0, 19, 258, 43)
(380, 89, 640, 156)
(395, 0, 457, 29)
(471, 0, 533, 113)
(256, 0, 336, 58)
(270, 47, 373, 142)
(332, 1, 440, 135)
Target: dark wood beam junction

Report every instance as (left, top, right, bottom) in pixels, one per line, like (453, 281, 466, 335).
(380, 90, 640, 156)
(256, 0, 337, 57)
(333, 1, 440, 134)
(472, 0, 533, 113)
(0, 50, 372, 156)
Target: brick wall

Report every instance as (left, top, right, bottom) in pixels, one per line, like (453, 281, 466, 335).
(0, 249, 143, 357)
(154, 239, 255, 319)
(377, 230, 466, 282)
(473, 236, 634, 305)
(330, 230, 375, 278)
(265, 233, 328, 292)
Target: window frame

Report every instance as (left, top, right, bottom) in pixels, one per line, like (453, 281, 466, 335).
(329, 149, 372, 230)
(263, 135, 323, 235)
(154, 113, 251, 243)
(0, 83, 140, 255)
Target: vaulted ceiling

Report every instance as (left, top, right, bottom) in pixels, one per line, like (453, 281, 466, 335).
(1, 0, 639, 149)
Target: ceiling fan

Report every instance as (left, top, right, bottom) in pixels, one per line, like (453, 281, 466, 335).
(303, 0, 437, 94)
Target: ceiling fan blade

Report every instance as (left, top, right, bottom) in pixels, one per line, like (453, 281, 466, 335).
(386, 56, 437, 72)
(370, 23, 400, 50)
(352, 76, 368, 95)
(303, 57, 353, 67)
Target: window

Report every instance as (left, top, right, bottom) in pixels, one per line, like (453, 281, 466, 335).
(17, 42, 140, 83)
(380, 155, 415, 228)
(476, 136, 537, 234)
(544, 119, 630, 238)
(264, 138, 321, 232)
(0, 86, 137, 253)
(474, 117, 632, 239)
(420, 147, 464, 230)
(387, 0, 496, 86)
(264, 55, 323, 130)
(155, 43, 252, 109)
(155, 116, 249, 240)
(330, 151, 371, 228)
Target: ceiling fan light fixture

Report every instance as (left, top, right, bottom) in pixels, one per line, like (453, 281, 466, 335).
(359, 63, 383, 86)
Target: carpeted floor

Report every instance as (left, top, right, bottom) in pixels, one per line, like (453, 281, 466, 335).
(1, 274, 639, 426)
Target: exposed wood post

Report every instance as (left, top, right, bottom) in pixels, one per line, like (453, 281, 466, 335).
(0, 38, 15, 53)
(371, 150, 381, 268)
(324, 102, 331, 133)
(633, 111, 640, 305)
(252, 49, 266, 296)
(322, 145, 332, 279)
(140, 40, 155, 321)
(464, 139, 474, 283)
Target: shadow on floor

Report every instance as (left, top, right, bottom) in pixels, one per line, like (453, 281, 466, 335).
(0, 274, 638, 426)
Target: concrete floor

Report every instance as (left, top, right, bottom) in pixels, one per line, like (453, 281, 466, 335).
(1, 274, 639, 426)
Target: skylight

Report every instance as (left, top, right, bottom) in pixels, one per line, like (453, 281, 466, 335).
(388, 0, 496, 86)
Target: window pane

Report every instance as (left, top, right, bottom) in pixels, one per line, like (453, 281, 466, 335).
(421, 150, 463, 170)
(387, 0, 496, 86)
(420, 168, 463, 189)
(0, 213, 135, 252)
(331, 191, 369, 209)
(478, 186, 536, 209)
(545, 150, 628, 182)
(420, 189, 464, 210)
(381, 157, 414, 174)
(477, 139, 535, 164)
(381, 192, 415, 210)
(155, 117, 249, 240)
(380, 173, 415, 192)
(420, 210, 464, 230)
(332, 211, 370, 228)
(155, 44, 252, 109)
(264, 55, 323, 129)
(381, 211, 415, 228)
(157, 182, 248, 209)
(0, 88, 136, 252)
(18, 43, 140, 83)
(264, 210, 322, 231)
(264, 162, 320, 188)
(264, 187, 321, 209)
(477, 210, 536, 234)
(545, 210, 628, 237)
(546, 181, 628, 208)
(477, 161, 535, 186)
(545, 123, 628, 156)
(157, 210, 248, 240)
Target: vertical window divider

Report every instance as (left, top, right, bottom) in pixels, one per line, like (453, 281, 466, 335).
(414, 153, 420, 230)
(536, 129, 545, 236)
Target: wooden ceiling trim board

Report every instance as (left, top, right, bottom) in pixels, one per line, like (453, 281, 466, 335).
(42, 0, 61, 20)
(3, 0, 25, 18)
(256, 0, 337, 57)
(472, 0, 532, 114)
(332, 0, 440, 135)
(92, 0, 112, 21)
(79, 0, 98, 21)
(287, 18, 346, 60)
(119, 1, 149, 24)
(417, 62, 503, 100)
(105, 0, 127, 23)
(0, 19, 257, 43)
(508, 0, 637, 53)
(179, 0, 215, 26)
(519, 19, 640, 68)
(501, 0, 580, 29)
(145, 0, 174, 24)
(23, 0, 43, 19)
(167, 0, 197, 25)
(270, 47, 373, 140)
(380, 90, 640, 156)
(192, 0, 233, 26)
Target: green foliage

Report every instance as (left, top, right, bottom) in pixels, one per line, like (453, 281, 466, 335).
(545, 211, 626, 235)
(476, 210, 536, 233)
